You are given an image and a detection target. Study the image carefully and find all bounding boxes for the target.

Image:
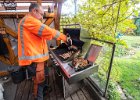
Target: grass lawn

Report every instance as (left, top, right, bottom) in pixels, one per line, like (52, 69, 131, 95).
(113, 36, 140, 100)
(122, 36, 140, 47)
(115, 58, 140, 99)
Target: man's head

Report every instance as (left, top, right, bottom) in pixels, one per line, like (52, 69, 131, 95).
(29, 3, 44, 20)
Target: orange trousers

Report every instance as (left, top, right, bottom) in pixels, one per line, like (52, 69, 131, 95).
(33, 62, 45, 97)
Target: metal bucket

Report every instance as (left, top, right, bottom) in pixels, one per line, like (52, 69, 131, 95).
(10, 66, 26, 84)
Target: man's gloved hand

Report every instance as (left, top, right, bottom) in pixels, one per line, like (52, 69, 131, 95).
(66, 34, 72, 46)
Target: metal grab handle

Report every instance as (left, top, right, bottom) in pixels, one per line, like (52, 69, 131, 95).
(61, 24, 81, 28)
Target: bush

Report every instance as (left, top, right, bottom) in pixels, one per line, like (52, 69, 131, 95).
(107, 81, 121, 100)
(115, 45, 128, 57)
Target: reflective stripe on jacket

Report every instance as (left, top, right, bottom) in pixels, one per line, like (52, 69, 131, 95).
(18, 14, 67, 66)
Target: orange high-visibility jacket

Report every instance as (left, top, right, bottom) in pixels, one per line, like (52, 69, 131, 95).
(18, 14, 67, 66)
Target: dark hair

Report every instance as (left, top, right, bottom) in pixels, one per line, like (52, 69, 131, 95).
(29, 3, 40, 12)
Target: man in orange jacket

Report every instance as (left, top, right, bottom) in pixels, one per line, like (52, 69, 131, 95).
(18, 3, 71, 100)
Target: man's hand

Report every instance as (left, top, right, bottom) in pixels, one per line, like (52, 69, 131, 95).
(66, 34, 72, 46)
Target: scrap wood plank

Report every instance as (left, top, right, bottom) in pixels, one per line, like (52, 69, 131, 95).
(28, 81, 34, 100)
(0, 71, 9, 77)
(21, 80, 32, 100)
(65, 97, 72, 100)
(0, 12, 54, 19)
(52, 67, 64, 100)
(81, 86, 93, 100)
(14, 80, 27, 100)
(0, 19, 17, 38)
(3, 37, 17, 64)
(77, 89, 87, 100)
(71, 93, 80, 100)
(44, 18, 54, 26)
(0, 19, 18, 65)
(48, 67, 57, 100)
(0, 56, 11, 65)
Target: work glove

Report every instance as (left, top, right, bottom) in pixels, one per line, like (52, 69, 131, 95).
(66, 33, 72, 46)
